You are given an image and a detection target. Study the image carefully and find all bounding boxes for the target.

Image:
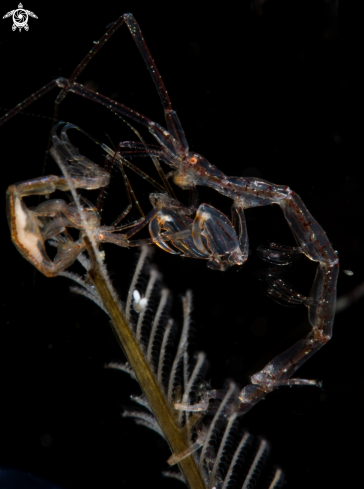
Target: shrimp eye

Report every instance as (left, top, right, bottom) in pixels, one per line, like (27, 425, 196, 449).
(190, 156, 198, 164)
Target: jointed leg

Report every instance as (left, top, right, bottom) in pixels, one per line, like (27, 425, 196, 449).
(243, 192, 339, 401)
(1, 13, 189, 160)
(6, 177, 86, 277)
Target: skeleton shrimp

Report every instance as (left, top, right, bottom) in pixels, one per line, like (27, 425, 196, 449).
(3, 14, 338, 413)
(6, 122, 161, 277)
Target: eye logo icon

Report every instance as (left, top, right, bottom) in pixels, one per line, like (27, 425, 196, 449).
(3, 3, 38, 31)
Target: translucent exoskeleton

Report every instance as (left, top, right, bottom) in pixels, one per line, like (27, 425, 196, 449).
(148, 193, 245, 271)
(4, 11, 339, 450)
(6, 122, 159, 277)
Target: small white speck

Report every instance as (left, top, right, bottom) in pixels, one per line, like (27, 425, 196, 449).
(343, 270, 354, 276)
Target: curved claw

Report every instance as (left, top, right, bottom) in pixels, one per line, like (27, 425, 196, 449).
(149, 194, 208, 258)
(6, 178, 85, 277)
(6, 127, 114, 277)
(149, 216, 179, 255)
(192, 204, 244, 271)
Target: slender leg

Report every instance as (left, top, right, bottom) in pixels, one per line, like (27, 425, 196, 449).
(0, 80, 59, 127)
(124, 14, 189, 154)
(55, 15, 129, 109)
(0, 16, 185, 197)
(1, 14, 189, 158)
(112, 117, 177, 199)
(246, 192, 339, 391)
(70, 126, 168, 194)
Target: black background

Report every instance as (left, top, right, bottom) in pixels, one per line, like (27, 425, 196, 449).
(1, 1, 363, 488)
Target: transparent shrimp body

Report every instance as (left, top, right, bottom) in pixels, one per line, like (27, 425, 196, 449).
(3, 12, 339, 429)
(149, 193, 244, 271)
(6, 123, 155, 277)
